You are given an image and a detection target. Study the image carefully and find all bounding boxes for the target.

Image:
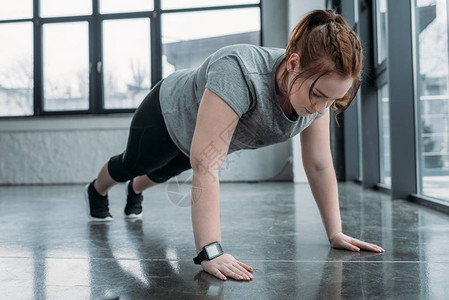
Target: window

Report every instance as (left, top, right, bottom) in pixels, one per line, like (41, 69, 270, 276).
(103, 19, 151, 109)
(0, 0, 33, 20)
(40, 0, 92, 17)
(0, 0, 261, 117)
(162, 0, 259, 10)
(375, 0, 390, 187)
(378, 84, 391, 186)
(0, 22, 34, 117)
(43, 22, 89, 111)
(161, 8, 260, 77)
(100, 0, 153, 14)
(376, 0, 388, 64)
(415, 0, 449, 201)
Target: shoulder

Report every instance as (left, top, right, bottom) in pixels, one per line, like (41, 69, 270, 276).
(211, 44, 261, 56)
(210, 44, 282, 61)
(208, 44, 285, 73)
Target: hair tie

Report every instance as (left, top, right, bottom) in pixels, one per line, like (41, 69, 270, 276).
(324, 18, 336, 24)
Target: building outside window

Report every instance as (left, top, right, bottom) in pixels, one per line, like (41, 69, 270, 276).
(415, 0, 449, 201)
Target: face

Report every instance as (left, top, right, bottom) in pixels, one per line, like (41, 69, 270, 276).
(285, 54, 354, 117)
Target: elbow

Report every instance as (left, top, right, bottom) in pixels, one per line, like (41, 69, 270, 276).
(190, 155, 220, 179)
(303, 162, 334, 174)
(190, 155, 201, 172)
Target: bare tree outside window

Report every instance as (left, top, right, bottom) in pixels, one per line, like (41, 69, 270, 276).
(0, 22, 33, 117)
(128, 59, 149, 107)
(43, 22, 89, 111)
(103, 18, 151, 109)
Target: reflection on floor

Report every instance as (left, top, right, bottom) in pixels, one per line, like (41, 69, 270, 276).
(1, 181, 449, 299)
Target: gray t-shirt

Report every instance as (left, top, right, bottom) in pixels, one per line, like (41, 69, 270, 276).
(159, 44, 327, 158)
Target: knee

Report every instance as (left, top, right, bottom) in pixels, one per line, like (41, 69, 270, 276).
(108, 153, 143, 183)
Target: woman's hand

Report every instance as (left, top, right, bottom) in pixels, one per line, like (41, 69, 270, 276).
(329, 232, 385, 253)
(201, 253, 253, 281)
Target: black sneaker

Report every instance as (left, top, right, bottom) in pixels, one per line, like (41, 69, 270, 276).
(124, 179, 143, 219)
(84, 180, 113, 222)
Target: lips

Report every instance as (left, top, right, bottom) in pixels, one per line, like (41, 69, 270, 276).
(305, 108, 312, 114)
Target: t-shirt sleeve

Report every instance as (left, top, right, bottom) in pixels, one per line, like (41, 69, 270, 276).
(205, 55, 252, 118)
(314, 107, 329, 119)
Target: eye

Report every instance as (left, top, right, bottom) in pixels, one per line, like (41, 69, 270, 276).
(312, 91, 322, 98)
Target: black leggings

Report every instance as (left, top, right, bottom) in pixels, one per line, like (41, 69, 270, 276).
(107, 80, 192, 183)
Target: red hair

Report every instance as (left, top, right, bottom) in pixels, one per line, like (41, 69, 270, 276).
(277, 9, 363, 127)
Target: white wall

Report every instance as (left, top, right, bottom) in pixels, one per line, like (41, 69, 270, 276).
(289, 0, 325, 183)
(0, 115, 294, 184)
(0, 0, 293, 185)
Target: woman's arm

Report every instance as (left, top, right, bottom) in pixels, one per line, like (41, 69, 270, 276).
(300, 111, 384, 253)
(300, 111, 342, 241)
(189, 88, 253, 280)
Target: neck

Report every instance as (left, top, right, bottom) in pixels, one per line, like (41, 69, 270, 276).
(275, 59, 287, 92)
(275, 59, 293, 117)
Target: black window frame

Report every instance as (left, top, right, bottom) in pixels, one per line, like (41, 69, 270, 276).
(0, 0, 263, 119)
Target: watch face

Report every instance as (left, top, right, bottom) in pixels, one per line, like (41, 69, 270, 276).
(205, 244, 220, 258)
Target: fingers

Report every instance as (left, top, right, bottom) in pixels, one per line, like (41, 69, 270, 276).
(233, 263, 253, 279)
(237, 260, 253, 272)
(204, 259, 254, 281)
(223, 265, 252, 280)
(213, 269, 227, 281)
(340, 239, 360, 252)
(333, 234, 386, 253)
(351, 239, 385, 253)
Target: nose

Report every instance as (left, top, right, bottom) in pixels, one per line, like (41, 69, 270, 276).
(313, 100, 329, 115)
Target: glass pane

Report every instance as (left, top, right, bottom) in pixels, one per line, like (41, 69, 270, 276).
(376, 0, 388, 64)
(40, 0, 92, 17)
(103, 19, 151, 109)
(357, 93, 363, 180)
(0, 23, 33, 117)
(0, 0, 33, 20)
(100, 0, 153, 14)
(162, 0, 259, 10)
(379, 84, 391, 186)
(43, 22, 89, 111)
(162, 8, 260, 77)
(416, 0, 449, 202)
(355, 0, 361, 180)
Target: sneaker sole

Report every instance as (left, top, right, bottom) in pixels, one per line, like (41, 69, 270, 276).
(125, 181, 143, 219)
(84, 183, 113, 222)
(124, 212, 143, 219)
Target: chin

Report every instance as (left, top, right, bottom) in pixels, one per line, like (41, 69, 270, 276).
(296, 109, 307, 117)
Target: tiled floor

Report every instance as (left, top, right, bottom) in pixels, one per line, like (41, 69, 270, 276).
(1, 181, 449, 299)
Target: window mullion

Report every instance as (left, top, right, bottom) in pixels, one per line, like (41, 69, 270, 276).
(91, 0, 102, 113)
(151, 0, 162, 86)
(34, 0, 43, 116)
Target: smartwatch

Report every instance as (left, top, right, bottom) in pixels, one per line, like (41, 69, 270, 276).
(193, 241, 224, 264)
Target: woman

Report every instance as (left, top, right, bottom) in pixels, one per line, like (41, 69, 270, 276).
(84, 9, 385, 281)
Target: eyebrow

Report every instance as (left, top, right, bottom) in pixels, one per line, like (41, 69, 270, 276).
(315, 88, 329, 98)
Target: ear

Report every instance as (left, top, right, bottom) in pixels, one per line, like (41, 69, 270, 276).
(287, 53, 300, 73)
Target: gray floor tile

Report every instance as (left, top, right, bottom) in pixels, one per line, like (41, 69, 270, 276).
(1, 182, 449, 299)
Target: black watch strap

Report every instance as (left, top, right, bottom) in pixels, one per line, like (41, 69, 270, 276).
(193, 250, 207, 264)
(193, 241, 223, 264)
